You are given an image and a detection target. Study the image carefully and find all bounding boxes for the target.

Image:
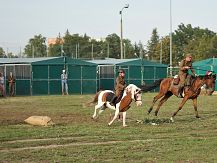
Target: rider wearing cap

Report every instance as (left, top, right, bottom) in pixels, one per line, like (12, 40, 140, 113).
(178, 53, 196, 97)
(206, 71, 212, 76)
(110, 69, 126, 106)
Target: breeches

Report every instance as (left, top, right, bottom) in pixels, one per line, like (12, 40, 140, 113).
(179, 73, 191, 87)
(115, 90, 123, 97)
(179, 73, 187, 87)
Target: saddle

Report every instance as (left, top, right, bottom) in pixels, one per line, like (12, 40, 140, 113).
(173, 75, 180, 85)
(172, 75, 195, 86)
(171, 75, 196, 97)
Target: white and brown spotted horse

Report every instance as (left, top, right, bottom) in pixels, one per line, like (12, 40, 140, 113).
(89, 84, 142, 127)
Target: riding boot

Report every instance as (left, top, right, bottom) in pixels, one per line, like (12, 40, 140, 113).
(177, 86, 184, 98)
(110, 96, 117, 106)
(185, 85, 190, 92)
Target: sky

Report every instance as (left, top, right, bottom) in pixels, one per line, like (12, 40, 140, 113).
(1, 0, 217, 54)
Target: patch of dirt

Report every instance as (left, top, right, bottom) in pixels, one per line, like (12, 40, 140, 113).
(0, 139, 154, 152)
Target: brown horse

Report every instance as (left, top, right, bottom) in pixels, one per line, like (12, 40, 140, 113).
(142, 74, 216, 122)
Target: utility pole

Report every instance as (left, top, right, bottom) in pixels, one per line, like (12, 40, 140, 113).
(75, 44, 77, 59)
(91, 43, 94, 59)
(77, 43, 80, 58)
(107, 43, 110, 58)
(19, 47, 22, 58)
(61, 44, 63, 57)
(169, 0, 173, 76)
(119, 4, 129, 59)
(160, 40, 162, 64)
(32, 45, 35, 58)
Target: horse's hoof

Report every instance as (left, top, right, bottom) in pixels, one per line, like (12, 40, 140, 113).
(196, 116, 201, 118)
(170, 117, 174, 123)
(148, 109, 152, 114)
(154, 112, 158, 116)
(123, 125, 128, 127)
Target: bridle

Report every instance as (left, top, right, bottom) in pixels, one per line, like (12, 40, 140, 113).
(192, 75, 215, 94)
(134, 90, 142, 102)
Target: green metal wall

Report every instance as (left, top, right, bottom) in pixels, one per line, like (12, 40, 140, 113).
(32, 65, 64, 95)
(116, 65, 167, 92)
(67, 65, 97, 94)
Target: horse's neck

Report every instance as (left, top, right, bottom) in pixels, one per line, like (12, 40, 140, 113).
(192, 77, 204, 91)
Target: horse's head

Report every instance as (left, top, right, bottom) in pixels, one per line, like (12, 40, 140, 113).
(203, 74, 216, 95)
(125, 84, 142, 106)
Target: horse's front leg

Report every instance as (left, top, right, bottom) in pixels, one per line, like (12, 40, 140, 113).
(170, 96, 188, 122)
(155, 92, 172, 116)
(122, 112, 127, 127)
(108, 107, 119, 126)
(192, 98, 200, 118)
(148, 93, 164, 114)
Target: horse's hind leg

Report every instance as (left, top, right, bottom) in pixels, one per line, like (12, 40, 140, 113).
(155, 92, 173, 116)
(92, 104, 103, 119)
(192, 98, 200, 118)
(148, 92, 165, 114)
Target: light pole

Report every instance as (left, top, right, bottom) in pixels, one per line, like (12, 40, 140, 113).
(160, 38, 163, 64)
(120, 4, 129, 59)
(169, 0, 173, 76)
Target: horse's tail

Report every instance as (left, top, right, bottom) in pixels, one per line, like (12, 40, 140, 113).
(140, 78, 164, 92)
(85, 91, 101, 107)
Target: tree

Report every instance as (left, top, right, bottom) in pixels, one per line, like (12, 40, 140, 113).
(123, 39, 134, 58)
(24, 34, 47, 57)
(105, 33, 121, 58)
(0, 47, 5, 58)
(147, 28, 159, 61)
(173, 23, 216, 61)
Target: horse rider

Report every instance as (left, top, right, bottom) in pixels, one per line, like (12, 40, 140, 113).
(8, 72, 15, 96)
(110, 69, 126, 106)
(206, 70, 213, 76)
(0, 72, 5, 96)
(177, 53, 196, 97)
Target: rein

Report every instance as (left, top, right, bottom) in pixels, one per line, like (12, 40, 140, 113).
(134, 92, 142, 102)
(191, 77, 206, 95)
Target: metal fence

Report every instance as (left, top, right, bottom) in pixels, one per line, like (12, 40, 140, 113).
(0, 64, 31, 96)
(97, 65, 167, 92)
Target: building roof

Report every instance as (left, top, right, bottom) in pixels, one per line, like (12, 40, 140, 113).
(0, 57, 60, 64)
(88, 58, 167, 67)
(116, 58, 168, 67)
(0, 57, 97, 66)
(66, 58, 97, 66)
(87, 58, 138, 65)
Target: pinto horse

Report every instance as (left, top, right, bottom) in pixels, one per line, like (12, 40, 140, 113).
(143, 74, 216, 122)
(90, 84, 142, 127)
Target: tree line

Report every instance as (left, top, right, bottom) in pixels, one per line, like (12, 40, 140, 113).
(1, 23, 217, 66)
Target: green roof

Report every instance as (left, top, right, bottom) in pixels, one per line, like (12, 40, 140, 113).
(31, 57, 65, 65)
(193, 58, 217, 67)
(66, 58, 97, 66)
(116, 58, 168, 67)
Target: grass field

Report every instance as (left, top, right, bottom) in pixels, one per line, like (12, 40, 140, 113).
(0, 93, 217, 162)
